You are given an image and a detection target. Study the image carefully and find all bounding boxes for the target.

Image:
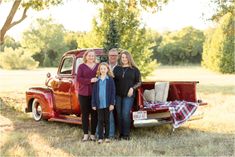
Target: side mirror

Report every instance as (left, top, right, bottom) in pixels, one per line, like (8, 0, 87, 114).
(47, 72, 51, 78)
(45, 72, 52, 87)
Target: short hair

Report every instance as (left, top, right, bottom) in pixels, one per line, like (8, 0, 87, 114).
(108, 48, 119, 55)
(83, 49, 96, 63)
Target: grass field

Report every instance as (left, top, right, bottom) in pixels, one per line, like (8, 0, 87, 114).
(0, 66, 235, 156)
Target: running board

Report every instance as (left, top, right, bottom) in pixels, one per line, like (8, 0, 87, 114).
(48, 116, 82, 125)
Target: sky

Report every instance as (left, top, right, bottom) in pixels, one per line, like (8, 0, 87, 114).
(0, 0, 216, 40)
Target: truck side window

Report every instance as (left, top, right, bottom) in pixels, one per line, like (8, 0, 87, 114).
(60, 57, 73, 74)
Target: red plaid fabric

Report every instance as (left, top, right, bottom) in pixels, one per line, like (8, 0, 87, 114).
(144, 101, 198, 128)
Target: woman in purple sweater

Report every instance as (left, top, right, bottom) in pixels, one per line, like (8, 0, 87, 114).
(77, 49, 99, 141)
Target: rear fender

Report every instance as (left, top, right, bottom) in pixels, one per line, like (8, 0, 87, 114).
(25, 87, 55, 119)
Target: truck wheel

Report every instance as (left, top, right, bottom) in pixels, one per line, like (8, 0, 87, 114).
(32, 99, 43, 121)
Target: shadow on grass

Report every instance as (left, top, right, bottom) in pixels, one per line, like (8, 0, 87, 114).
(198, 84, 235, 95)
(0, 97, 234, 156)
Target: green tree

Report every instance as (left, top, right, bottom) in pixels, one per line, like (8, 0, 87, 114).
(103, 19, 120, 53)
(202, 12, 234, 73)
(64, 31, 78, 50)
(156, 27, 205, 65)
(1, 0, 168, 44)
(94, 0, 158, 78)
(147, 29, 163, 59)
(21, 18, 69, 67)
(0, 35, 20, 51)
(209, 0, 235, 22)
(76, 30, 102, 48)
(89, 0, 169, 12)
(201, 28, 215, 70)
(0, 0, 63, 44)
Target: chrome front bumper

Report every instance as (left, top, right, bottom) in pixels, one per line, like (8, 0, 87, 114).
(133, 119, 172, 127)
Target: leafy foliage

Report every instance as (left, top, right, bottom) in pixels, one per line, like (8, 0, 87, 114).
(79, 0, 158, 78)
(21, 18, 69, 67)
(0, 36, 21, 51)
(103, 19, 120, 53)
(88, 0, 168, 12)
(76, 30, 102, 49)
(0, 47, 39, 69)
(155, 27, 205, 65)
(210, 0, 235, 22)
(0, 0, 64, 44)
(21, 0, 63, 10)
(202, 12, 234, 73)
(64, 31, 78, 50)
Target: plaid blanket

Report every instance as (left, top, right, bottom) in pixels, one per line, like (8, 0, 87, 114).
(144, 101, 198, 128)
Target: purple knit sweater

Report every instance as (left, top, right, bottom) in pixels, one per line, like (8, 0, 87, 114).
(77, 63, 99, 96)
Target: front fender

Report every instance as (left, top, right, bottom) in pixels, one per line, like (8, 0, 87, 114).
(25, 87, 55, 119)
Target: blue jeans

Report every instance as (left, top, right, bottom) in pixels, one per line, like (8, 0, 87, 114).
(115, 95, 134, 137)
(96, 111, 115, 138)
(109, 111, 115, 138)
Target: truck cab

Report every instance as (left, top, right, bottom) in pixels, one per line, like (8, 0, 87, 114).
(25, 49, 107, 124)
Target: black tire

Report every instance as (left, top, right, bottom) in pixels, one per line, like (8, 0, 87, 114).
(32, 99, 43, 121)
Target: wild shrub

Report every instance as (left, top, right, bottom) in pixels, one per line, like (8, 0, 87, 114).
(0, 47, 39, 69)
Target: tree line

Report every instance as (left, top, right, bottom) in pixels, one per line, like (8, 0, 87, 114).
(0, 0, 234, 75)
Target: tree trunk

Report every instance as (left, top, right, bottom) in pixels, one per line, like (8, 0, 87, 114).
(0, 0, 22, 45)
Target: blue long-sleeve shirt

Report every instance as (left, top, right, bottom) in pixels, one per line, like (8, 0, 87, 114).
(98, 77, 108, 109)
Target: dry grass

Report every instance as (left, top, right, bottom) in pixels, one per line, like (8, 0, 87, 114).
(0, 66, 235, 156)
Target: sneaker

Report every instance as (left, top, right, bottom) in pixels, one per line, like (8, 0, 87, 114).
(90, 135, 96, 141)
(105, 139, 110, 143)
(82, 134, 89, 142)
(118, 134, 123, 140)
(98, 139, 103, 144)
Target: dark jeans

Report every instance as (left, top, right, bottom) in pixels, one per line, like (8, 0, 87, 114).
(97, 107, 110, 139)
(115, 95, 134, 137)
(96, 111, 115, 138)
(79, 95, 97, 135)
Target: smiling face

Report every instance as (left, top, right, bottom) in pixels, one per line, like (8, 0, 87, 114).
(85, 51, 95, 64)
(99, 64, 108, 76)
(121, 53, 129, 66)
(108, 50, 118, 65)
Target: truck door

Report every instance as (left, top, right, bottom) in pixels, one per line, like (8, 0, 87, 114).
(53, 56, 74, 113)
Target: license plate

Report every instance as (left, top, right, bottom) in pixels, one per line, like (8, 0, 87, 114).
(132, 111, 147, 120)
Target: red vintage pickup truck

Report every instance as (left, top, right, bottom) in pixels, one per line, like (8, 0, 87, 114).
(25, 48, 206, 128)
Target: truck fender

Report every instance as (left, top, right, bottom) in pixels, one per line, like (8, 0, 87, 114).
(25, 87, 55, 119)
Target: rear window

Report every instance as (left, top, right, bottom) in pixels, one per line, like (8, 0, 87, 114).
(75, 56, 108, 74)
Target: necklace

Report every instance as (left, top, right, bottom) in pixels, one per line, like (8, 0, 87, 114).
(122, 67, 128, 78)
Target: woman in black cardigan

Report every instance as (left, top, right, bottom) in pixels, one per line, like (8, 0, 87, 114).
(113, 50, 141, 140)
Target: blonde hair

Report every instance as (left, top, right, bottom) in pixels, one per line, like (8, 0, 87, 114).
(120, 50, 137, 68)
(83, 49, 96, 63)
(96, 62, 114, 78)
